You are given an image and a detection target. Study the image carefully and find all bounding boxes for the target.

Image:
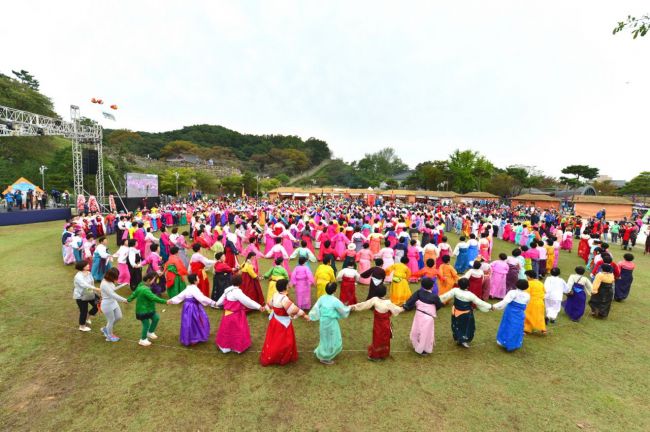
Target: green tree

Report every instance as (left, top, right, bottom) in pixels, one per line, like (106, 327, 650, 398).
(560, 165, 599, 186)
(613, 14, 650, 39)
(405, 160, 448, 190)
(274, 173, 290, 185)
(473, 156, 495, 191)
(0, 73, 55, 116)
(159, 140, 200, 158)
(591, 180, 618, 196)
(620, 172, 650, 196)
(356, 147, 409, 186)
(447, 149, 479, 193)
(11, 69, 39, 90)
(485, 173, 518, 197)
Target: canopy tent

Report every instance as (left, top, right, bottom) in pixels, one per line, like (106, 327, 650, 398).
(2, 177, 44, 195)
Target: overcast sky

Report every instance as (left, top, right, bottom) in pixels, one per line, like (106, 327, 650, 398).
(3, 1, 649, 179)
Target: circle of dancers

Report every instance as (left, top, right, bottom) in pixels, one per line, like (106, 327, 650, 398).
(66, 198, 643, 365)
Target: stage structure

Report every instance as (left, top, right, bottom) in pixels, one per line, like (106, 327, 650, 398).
(0, 105, 104, 205)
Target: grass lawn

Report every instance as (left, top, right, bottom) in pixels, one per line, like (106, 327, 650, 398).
(1, 221, 649, 432)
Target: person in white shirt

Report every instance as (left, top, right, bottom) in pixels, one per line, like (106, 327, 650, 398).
(439, 278, 492, 348)
(493, 279, 531, 352)
(544, 267, 569, 323)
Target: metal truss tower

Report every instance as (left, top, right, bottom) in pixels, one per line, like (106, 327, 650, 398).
(0, 104, 104, 204)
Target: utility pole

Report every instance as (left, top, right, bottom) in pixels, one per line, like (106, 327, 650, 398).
(174, 171, 179, 198)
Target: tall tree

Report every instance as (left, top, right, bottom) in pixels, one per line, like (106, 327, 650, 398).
(405, 160, 448, 190)
(356, 147, 409, 186)
(620, 172, 650, 196)
(485, 173, 518, 197)
(159, 140, 200, 158)
(591, 180, 618, 196)
(560, 165, 599, 186)
(447, 149, 481, 193)
(472, 156, 495, 191)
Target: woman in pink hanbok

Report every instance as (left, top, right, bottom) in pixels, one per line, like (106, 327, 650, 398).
(289, 257, 315, 310)
(356, 244, 374, 285)
(406, 240, 421, 282)
(332, 228, 350, 260)
(243, 236, 264, 274)
(377, 241, 395, 283)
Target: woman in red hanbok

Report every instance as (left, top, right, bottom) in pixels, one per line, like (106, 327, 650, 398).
(260, 280, 310, 366)
(350, 284, 403, 360)
(189, 244, 216, 297)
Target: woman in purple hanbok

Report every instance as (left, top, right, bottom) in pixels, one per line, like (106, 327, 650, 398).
(167, 274, 217, 346)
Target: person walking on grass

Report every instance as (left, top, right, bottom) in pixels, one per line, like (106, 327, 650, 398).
(127, 272, 167, 347)
(73, 261, 101, 332)
(100, 267, 128, 342)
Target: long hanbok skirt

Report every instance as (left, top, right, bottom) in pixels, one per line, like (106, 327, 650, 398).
(267, 275, 288, 301)
(117, 262, 130, 284)
(577, 239, 590, 263)
(368, 309, 392, 359)
(382, 258, 394, 283)
(468, 275, 483, 300)
(357, 258, 371, 284)
(149, 273, 166, 296)
(614, 269, 633, 301)
(489, 272, 507, 299)
(561, 237, 573, 251)
(180, 298, 211, 346)
(524, 299, 546, 333)
(260, 308, 298, 366)
(496, 301, 526, 351)
(589, 283, 613, 318)
(240, 272, 265, 310)
(454, 249, 469, 273)
(128, 261, 142, 291)
(176, 248, 189, 268)
(215, 300, 252, 353)
(340, 276, 357, 306)
(166, 271, 186, 299)
(406, 255, 420, 281)
(390, 277, 411, 306)
(294, 281, 312, 310)
(212, 272, 231, 302)
(451, 303, 475, 343)
(436, 249, 450, 268)
(410, 300, 436, 354)
(505, 264, 519, 293)
(282, 236, 294, 256)
(91, 253, 111, 282)
(314, 316, 344, 362)
(63, 244, 76, 265)
(467, 245, 479, 262)
(190, 261, 210, 297)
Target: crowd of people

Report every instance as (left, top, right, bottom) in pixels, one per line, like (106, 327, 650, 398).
(64, 197, 647, 365)
(1, 188, 70, 211)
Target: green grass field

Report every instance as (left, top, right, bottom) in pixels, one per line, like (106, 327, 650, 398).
(1, 221, 649, 432)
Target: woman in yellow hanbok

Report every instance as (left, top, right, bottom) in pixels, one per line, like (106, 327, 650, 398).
(523, 270, 546, 334)
(386, 256, 412, 306)
(314, 257, 336, 298)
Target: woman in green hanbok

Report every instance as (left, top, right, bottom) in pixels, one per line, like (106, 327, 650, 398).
(308, 282, 351, 365)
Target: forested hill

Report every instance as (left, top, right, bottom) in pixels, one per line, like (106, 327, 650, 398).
(104, 125, 332, 175)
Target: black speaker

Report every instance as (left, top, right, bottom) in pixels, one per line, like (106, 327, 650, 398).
(83, 149, 98, 175)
